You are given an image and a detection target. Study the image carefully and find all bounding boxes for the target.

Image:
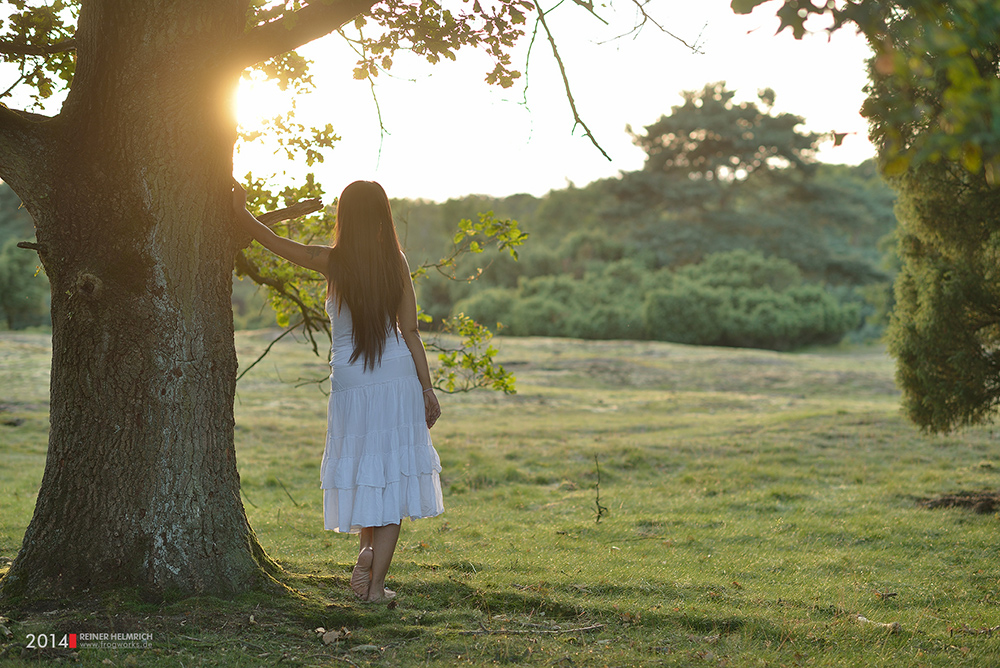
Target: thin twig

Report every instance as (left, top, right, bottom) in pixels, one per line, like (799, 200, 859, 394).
(234, 252, 327, 354)
(1, 71, 26, 99)
(458, 624, 605, 636)
(367, 74, 388, 165)
(329, 655, 360, 667)
(569, 0, 608, 25)
(234, 197, 328, 359)
(293, 374, 330, 392)
(520, 13, 540, 109)
(236, 322, 303, 383)
(599, 0, 704, 53)
(952, 624, 1000, 637)
(276, 477, 301, 507)
(594, 455, 608, 523)
(536, 5, 611, 161)
(241, 488, 259, 509)
(335, 26, 389, 163)
(0, 38, 77, 56)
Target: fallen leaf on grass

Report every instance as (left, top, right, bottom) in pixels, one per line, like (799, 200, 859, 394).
(315, 627, 352, 645)
(350, 644, 381, 653)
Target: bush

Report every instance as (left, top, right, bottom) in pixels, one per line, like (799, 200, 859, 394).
(573, 302, 645, 340)
(452, 288, 517, 330)
(507, 295, 573, 337)
(677, 248, 802, 291)
(0, 239, 50, 330)
(643, 281, 731, 345)
(449, 250, 859, 350)
(643, 265, 859, 351)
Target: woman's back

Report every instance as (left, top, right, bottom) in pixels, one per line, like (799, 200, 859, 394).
(326, 295, 409, 369)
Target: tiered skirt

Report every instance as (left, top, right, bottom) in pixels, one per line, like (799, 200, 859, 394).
(321, 354, 444, 533)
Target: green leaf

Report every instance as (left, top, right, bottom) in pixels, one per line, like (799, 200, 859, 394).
(730, 0, 768, 14)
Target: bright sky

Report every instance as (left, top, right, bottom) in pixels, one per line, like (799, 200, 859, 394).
(236, 0, 875, 202)
(0, 1, 874, 203)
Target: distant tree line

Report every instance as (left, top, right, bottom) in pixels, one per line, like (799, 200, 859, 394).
(0, 185, 49, 330)
(397, 83, 897, 351)
(0, 83, 897, 351)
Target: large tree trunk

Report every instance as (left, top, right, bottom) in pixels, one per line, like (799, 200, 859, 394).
(0, 0, 277, 603)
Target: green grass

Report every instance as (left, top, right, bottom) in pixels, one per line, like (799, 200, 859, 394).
(2, 330, 1000, 666)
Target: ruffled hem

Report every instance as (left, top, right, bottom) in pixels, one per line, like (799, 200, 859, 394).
(323, 472, 445, 533)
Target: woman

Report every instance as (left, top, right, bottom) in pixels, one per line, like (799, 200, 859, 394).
(233, 179, 444, 603)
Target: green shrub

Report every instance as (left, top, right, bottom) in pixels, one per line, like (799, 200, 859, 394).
(0, 239, 50, 330)
(452, 288, 517, 330)
(507, 295, 574, 337)
(677, 248, 802, 291)
(572, 302, 645, 340)
(642, 263, 859, 351)
(643, 281, 731, 345)
(449, 250, 859, 350)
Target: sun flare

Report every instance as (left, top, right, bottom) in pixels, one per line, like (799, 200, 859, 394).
(235, 74, 291, 129)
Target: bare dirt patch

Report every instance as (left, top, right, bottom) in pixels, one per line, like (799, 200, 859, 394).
(917, 491, 1000, 514)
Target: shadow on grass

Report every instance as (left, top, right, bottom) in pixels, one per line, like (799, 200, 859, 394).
(1, 565, 789, 665)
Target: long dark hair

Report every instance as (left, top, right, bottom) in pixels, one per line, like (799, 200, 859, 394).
(327, 180, 407, 371)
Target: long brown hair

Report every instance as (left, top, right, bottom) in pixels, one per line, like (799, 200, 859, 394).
(327, 180, 407, 371)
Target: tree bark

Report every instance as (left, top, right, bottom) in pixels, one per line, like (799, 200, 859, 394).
(0, 0, 274, 603)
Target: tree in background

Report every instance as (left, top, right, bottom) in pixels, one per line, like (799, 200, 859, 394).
(733, 1, 1000, 431)
(631, 82, 818, 188)
(615, 83, 894, 283)
(0, 183, 49, 328)
(0, 238, 49, 329)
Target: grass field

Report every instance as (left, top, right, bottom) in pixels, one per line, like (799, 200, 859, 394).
(2, 329, 1000, 666)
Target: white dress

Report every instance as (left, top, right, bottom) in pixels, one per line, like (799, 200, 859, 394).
(320, 295, 444, 533)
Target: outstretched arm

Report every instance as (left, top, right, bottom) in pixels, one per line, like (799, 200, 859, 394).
(232, 180, 330, 275)
(398, 254, 441, 429)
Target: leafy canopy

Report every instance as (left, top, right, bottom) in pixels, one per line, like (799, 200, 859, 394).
(630, 82, 818, 184)
(732, 0, 1000, 181)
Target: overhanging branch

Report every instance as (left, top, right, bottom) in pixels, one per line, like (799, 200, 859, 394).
(0, 38, 77, 57)
(536, 5, 611, 161)
(233, 0, 380, 69)
(256, 198, 323, 227)
(233, 197, 330, 359)
(0, 104, 49, 192)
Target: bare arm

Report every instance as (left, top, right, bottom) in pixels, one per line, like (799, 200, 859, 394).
(232, 180, 330, 276)
(398, 254, 441, 428)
